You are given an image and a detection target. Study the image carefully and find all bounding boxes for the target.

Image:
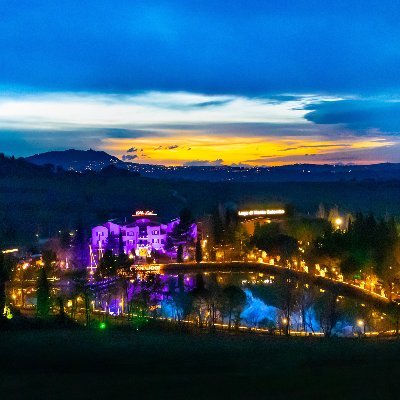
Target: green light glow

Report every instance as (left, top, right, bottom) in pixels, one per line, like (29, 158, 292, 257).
(99, 322, 106, 330)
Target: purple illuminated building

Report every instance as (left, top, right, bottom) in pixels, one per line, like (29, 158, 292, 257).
(91, 211, 197, 260)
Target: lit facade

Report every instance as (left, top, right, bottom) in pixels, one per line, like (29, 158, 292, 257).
(91, 213, 197, 258)
(238, 208, 286, 235)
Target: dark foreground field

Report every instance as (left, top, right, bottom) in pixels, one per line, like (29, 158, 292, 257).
(1, 328, 399, 399)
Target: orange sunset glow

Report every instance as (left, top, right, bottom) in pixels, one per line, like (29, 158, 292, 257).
(103, 135, 394, 166)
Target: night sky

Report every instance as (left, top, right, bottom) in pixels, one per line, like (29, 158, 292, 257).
(1, 0, 400, 165)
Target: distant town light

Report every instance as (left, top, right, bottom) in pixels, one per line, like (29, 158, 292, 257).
(238, 209, 285, 217)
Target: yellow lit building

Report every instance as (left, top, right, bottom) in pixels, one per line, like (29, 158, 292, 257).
(238, 208, 286, 235)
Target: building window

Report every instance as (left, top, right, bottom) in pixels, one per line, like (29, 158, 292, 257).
(161, 239, 165, 244)
(152, 230, 159, 235)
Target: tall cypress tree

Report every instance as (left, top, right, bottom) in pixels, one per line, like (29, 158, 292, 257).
(0, 251, 16, 323)
(0, 251, 7, 320)
(195, 240, 203, 263)
(36, 267, 51, 318)
(118, 230, 124, 256)
(177, 245, 184, 263)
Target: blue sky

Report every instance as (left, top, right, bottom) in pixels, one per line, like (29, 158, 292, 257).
(1, 0, 400, 164)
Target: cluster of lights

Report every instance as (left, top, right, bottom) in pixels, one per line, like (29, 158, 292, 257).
(135, 264, 161, 272)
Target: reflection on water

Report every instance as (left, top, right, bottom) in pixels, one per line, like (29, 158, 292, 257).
(11, 270, 390, 336)
(240, 289, 278, 329)
(151, 271, 382, 336)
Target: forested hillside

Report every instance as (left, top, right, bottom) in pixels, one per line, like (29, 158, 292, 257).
(1, 154, 400, 247)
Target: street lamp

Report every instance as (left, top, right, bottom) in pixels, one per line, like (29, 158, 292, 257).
(357, 319, 365, 334)
(335, 217, 343, 229)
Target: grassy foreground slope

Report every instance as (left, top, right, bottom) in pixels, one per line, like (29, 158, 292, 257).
(1, 329, 399, 399)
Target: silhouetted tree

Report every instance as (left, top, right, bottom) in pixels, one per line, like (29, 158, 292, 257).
(177, 245, 184, 263)
(171, 276, 192, 323)
(195, 240, 203, 263)
(72, 220, 88, 268)
(254, 226, 299, 266)
(0, 251, 13, 323)
(36, 267, 51, 318)
(64, 268, 93, 325)
(276, 270, 298, 335)
(314, 288, 341, 337)
(190, 284, 209, 328)
(222, 285, 247, 329)
(42, 249, 57, 269)
(129, 274, 162, 318)
(118, 231, 124, 256)
(96, 250, 117, 279)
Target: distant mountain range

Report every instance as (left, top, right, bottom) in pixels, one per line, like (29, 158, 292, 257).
(25, 149, 400, 182)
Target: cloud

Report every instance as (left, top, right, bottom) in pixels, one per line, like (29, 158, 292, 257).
(281, 144, 352, 151)
(305, 99, 400, 134)
(2, 89, 400, 165)
(192, 100, 232, 108)
(100, 129, 158, 139)
(121, 154, 138, 161)
(0, 131, 38, 157)
(230, 162, 252, 168)
(153, 144, 179, 150)
(0, 91, 325, 132)
(0, 128, 116, 157)
(183, 159, 224, 167)
(2, 1, 400, 95)
(246, 143, 400, 165)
